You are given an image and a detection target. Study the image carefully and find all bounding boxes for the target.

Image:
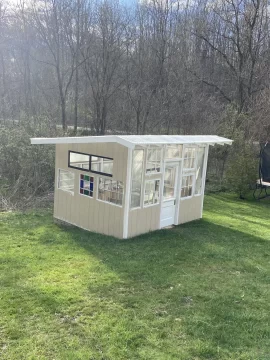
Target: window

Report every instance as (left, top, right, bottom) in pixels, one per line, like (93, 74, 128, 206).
(165, 145, 182, 159)
(163, 165, 177, 200)
(58, 169, 74, 193)
(131, 149, 144, 208)
(68, 151, 113, 177)
(183, 147, 196, 169)
(195, 147, 205, 195)
(144, 179, 160, 206)
(146, 147, 162, 174)
(181, 175, 194, 198)
(90, 156, 113, 176)
(80, 174, 94, 197)
(69, 151, 90, 170)
(98, 178, 124, 206)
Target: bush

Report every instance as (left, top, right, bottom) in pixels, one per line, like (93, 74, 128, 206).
(225, 133, 258, 198)
(206, 105, 259, 198)
(0, 122, 60, 209)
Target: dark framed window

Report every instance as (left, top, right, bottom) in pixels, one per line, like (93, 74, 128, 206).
(90, 155, 113, 177)
(68, 151, 90, 171)
(68, 151, 113, 177)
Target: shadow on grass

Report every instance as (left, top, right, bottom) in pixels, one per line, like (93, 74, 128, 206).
(50, 217, 270, 357)
(1, 198, 270, 359)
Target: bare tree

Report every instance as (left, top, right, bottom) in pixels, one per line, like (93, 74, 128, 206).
(192, 0, 269, 116)
(81, 0, 127, 135)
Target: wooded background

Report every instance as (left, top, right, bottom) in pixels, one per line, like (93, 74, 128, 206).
(0, 0, 269, 207)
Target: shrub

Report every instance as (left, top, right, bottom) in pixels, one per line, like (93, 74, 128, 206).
(225, 133, 258, 198)
(0, 122, 59, 209)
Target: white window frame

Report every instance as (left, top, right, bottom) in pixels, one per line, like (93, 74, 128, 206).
(164, 144, 182, 160)
(97, 177, 124, 208)
(145, 147, 162, 175)
(181, 173, 195, 199)
(143, 178, 161, 208)
(130, 148, 145, 210)
(194, 145, 206, 197)
(181, 144, 197, 200)
(57, 169, 75, 195)
(183, 146, 196, 171)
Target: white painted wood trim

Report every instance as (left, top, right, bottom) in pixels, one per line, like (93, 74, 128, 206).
(174, 160, 182, 225)
(31, 135, 232, 148)
(158, 146, 166, 229)
(123, 147, 133, 239)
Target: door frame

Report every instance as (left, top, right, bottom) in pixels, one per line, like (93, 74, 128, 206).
(159, 159, 182, 228)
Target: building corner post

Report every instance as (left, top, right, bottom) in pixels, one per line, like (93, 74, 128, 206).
(123, 147, 132, 239)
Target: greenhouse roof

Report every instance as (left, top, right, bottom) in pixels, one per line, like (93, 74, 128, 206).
(31, 135, 232, 149)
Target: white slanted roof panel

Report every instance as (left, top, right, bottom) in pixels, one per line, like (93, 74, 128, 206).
(31, 134, 232, 147)
(31, 135, 133, 148)
(117, 135, 232, 145)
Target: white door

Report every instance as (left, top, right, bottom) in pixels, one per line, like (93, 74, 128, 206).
(160, 162, 179, 228)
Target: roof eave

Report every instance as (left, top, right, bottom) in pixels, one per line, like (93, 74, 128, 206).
(30, 136, 135, 149)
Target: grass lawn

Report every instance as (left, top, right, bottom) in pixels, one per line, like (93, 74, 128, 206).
(0, 194, 270, 360)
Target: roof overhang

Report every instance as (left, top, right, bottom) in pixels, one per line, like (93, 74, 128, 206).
(31, 135, 233, 149)
(31, 135, 134, 148)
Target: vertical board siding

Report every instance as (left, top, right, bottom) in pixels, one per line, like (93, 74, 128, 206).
(128, 204, 161, 238)
(54, 142, 127, 238)
(178, 195, 203, 224)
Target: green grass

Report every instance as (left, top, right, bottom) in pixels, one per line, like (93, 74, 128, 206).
(0, 194, 270, 360)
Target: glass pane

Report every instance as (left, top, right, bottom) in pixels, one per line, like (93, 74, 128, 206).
(98, 177, 123, 206)
(130, 150, 144, 208)
(103, 160, 113, 174)
(91, 156, 113, 175)
(163, 165, 177, 199)
(146, 147, 161, 174)
(195, 147, 205, 195)
(69, 152, 90, 170)
(84, 180, 90, 190)
(165, 145, 182, 159)
(144, 180, 160, 206)
(58, 169, 74, 192)
(181, 175, 194, 198)
(183, 147, 196, 170)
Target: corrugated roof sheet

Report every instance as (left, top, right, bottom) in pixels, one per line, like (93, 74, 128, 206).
(31, 135, 232, 148)
(117, 135, 232, 145)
